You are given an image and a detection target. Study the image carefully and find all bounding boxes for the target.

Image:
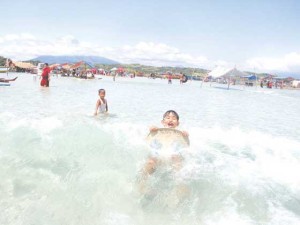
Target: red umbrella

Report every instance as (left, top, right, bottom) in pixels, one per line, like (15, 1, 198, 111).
(117, 67, 124, 73)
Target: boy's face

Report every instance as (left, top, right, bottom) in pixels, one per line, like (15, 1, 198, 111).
(99, 91, 105, 99)
(161, 113, 179, 128)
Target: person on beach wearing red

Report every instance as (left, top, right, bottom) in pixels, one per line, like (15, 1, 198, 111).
(167, 73, 172, 84)
(40, 63, 51, 87)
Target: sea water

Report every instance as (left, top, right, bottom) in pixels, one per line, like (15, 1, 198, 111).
(1, 73, 300, 225)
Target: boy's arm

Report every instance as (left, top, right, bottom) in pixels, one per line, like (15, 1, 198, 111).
(94, 100, 100, 115)
(106, 101, 108, 112)
(181, 130, 189, 137)
(149, 126, 159, 132)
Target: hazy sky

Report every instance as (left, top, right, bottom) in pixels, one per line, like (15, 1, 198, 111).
(1, 0, 300, 73)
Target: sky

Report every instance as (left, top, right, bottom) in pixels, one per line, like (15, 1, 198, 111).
(1, 0, 300, 74)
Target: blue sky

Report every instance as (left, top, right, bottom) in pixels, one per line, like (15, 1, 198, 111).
(1, 0, 300, 74)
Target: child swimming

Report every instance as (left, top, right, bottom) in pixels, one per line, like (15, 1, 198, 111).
(94, 89, 108, 115)
(149, 110, 188, 136)
(139, 110, 189, 195)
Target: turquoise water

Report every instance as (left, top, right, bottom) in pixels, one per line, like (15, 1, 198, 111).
(1, 73, 300, 225)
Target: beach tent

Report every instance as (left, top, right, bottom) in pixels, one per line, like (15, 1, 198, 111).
(208, 67, 231, 78)
(209, 67, 248, 78)
(208, 66, 248, 89)
(70, 61, 93, 70)
(227, 68, 248, 77)
(61, 63, 71, 70)
(110, 67, 117, 71)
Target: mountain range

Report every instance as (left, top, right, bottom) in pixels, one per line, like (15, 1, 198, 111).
(27, 55, 300, 78)
(30, 55, 119, 66)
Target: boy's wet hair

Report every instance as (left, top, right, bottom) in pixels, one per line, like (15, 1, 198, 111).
(98, 88, 105, 93)
(163, 110, 179, 120)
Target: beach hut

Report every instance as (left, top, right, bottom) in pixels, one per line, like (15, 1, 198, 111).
(70, 61, 93, 70)
(69, 61, 93, 78)
(207, 66, 248, 89)
(14, 61, 35, 73)
(61, 63, 71, 69)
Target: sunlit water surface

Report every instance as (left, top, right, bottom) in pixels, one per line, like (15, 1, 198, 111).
(1, 73, 300, 225)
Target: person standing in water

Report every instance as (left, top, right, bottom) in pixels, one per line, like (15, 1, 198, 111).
(94, 89, 108, 115)
(167, 73, 172, 84)
(40, 63, 51, 87)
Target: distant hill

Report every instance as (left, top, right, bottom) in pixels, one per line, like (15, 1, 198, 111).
(276, 71, 300, 79)
(30, 55, 119, 66)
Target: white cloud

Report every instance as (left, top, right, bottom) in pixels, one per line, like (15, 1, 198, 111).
(1, 33, 300, 73)
(246, 53, 300, 73)
(0, 33, 36, 43)
(116, 42, 208, 67)
(55, 35, 79, 45)
(0, 34, 209, 68)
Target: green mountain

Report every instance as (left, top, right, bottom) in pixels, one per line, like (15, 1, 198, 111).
(30, 55, 119, 66)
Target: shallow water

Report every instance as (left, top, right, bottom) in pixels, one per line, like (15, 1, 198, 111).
(1, 73, 300, 225)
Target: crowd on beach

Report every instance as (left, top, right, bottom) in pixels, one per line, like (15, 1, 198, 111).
(2, 59, 300, 89)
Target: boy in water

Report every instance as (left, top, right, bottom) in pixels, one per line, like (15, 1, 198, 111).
(139, 110, 189, 193)
(94, 89, 108, 115)
(149, 110, 188, 136)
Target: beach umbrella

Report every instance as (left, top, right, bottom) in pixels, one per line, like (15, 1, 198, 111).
(90, 68, 97, 74)
(61, 63, 71, 70)
(117, 67, 124, 73)
(70, 61, 85, 69)
(110, 67, 117, 71)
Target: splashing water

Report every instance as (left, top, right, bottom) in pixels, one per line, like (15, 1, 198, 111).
(1, 74, 300, 225)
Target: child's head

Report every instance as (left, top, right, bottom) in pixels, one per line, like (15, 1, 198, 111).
(98, 89, 106, 98)
(161, 110, 179, 128)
